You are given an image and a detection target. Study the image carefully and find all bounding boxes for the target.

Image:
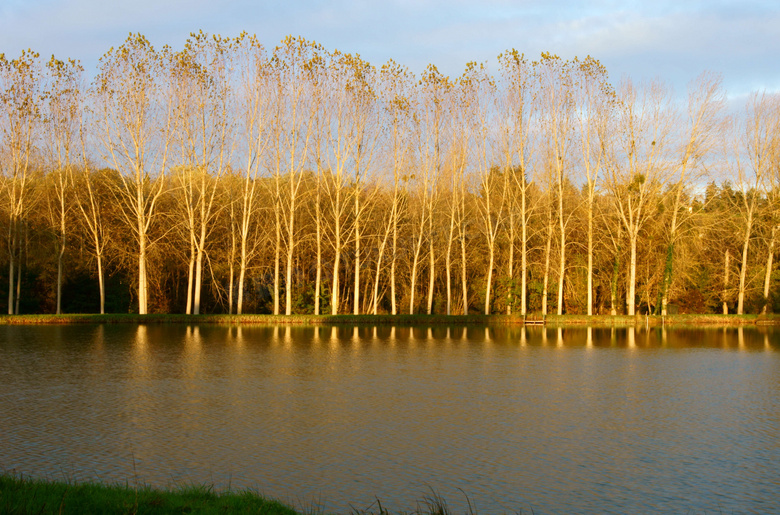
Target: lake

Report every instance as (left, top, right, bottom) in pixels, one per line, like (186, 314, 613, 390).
(1, 324, 778, 513)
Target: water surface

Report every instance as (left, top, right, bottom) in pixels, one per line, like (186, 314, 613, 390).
(1, 325, 778, 513)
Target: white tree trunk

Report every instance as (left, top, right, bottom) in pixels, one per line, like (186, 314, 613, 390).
(723, 249, 730, 315)
(427, 237, 435, 314)
(285, 205, 295, 316)
(628, 234, 638, 316)
(737, 216, 753, 315)
(484, 244, 494, 315)
(354, 195, 361, 315)
(461, 224, 468, 315)
(194, 247, 204, 315)
(391, 208, 398, 315)
(762, 226, 776, 314)
(97, 253, 105, 315)
(186, 240, 194, 315)
(587, 193, 593, 315)
(542, 222, 552, 316)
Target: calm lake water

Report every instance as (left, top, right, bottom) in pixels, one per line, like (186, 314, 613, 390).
(1, 324, 779, 514)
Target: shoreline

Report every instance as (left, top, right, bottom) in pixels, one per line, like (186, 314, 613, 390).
(1, 313, 779, 327)
(0, 473, 477, 515)
(0, 473, 302, 515)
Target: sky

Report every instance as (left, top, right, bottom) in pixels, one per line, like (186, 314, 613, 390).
(1, 0, 779, 100)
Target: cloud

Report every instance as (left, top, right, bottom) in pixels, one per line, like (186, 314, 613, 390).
(1, 0, 777, 97)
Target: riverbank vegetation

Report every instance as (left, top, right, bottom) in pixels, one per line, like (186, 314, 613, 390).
(0, 474, 485, 515)
(1, 33, 779, 318)
(1, 313, 778, 326)
(0, 474, 301, 514)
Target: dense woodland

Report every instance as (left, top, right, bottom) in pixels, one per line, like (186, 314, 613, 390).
(1, 32, 779, 316)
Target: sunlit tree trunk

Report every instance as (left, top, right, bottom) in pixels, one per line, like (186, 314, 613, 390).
(95, 36, 175, 314)
(572, 57, 612, 316)
(659, 73, 724, 315)
(723, 249, 730, 315)
(605, 79, 671, 316)
(762, 226, 776, 314)
(1, 50, 41, 314)
(733, 93, 778, 314)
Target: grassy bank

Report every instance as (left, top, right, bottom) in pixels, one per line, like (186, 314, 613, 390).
(0, 474, 300, 515)
(1, 312, 779, 326)
(0, 474, 485, 515)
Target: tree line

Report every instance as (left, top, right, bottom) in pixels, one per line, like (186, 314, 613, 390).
(1, 32, 779, 316)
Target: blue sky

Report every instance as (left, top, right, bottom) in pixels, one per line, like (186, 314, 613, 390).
(1, 0, 778, 99)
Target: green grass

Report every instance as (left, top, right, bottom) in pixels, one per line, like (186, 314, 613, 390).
(1, 312, 779, 327)
(0, 475, 496, 515)
(0, 474, 300, 514)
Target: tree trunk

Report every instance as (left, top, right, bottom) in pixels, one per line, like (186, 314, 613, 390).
(557, 180, 566, 316)
(557, 230, 566, 315)
(521, 189, 527, 316)
(507, 211, 514, 315)
(542, 221, 553, 316)
(737, 216, 753, 315)
(445, 205, 455, 316)
(427, 236, 435, 315)
(332, 213, 342, 316)
(285, 204, 295, 316)
(587, 192, 593, 316)
(372, 216, 391, 315)
(390, 205, 397, 315)
(194, 247, 204, 315)
(237, 231, 248, 315)
(723, 249, 730, 315)
(97, 253, 105, 315)
(409, 240, 421, 314)
(15, 244, 22, 315)
(8, 233, 15, 315)
(354, 193, 360, 315)
(56, 245, 64, 315)
(193, 210, 208, 315)
(762, 226, 776, 314)
(659, 242, 674, 316)
(186, 241, 195, 315)
(139, 235, 147, 315)
(273, 205, 281, 316)
(228, 261, 234, 315)
(628, 233, 638, 316)
(460, 226, 468, 315)
(611, 241, 621, 316)
(315, 187, 322, 315)
(484, 243, 494, 315)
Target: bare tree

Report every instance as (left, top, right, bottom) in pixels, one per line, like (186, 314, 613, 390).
(658, 72, 725, 315)
(171, 32, 235, 315)
(378, 60, 414, 314)
(348, 55, 380, 315)
(444, 73, 470, 315)
(464, 62, 507, 315)
(42, 56, 85, 314)
(268, 37, 319, 315)
(93, 34, 175, 314)
(572, 56, 613, 315)
(497, 50, 537, 316)
(732, 93, 779, 314)
(409, 64, 448, 314)
(321, 49, 364, 315)
(233, 34, 270, 314)
(605, 79, 672, 315)
(536, 54, 576, 315)
(0, 50, 42, 314)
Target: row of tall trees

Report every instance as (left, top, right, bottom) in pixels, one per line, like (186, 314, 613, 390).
(1, 33, 779, 315)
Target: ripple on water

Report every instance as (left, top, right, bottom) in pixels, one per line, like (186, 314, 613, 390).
(1, 324, 779, 513)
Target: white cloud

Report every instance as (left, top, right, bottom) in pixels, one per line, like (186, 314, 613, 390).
(1, 0, 777, 97)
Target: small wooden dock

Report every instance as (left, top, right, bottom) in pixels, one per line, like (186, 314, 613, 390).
(523, 315, 546, 326)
